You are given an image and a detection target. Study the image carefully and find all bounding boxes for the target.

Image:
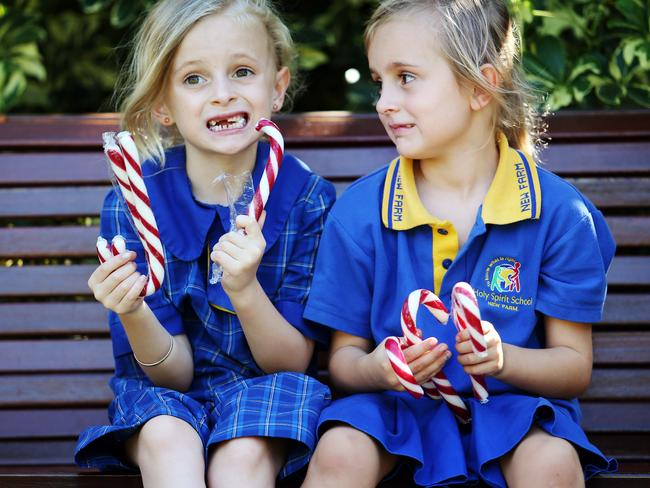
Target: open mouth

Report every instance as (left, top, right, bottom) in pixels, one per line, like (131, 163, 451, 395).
(207, 113, 248, 132)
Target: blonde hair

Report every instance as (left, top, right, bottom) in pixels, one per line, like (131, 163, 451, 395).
(116, 0, 296, 165)
(365, 0, 541, 158)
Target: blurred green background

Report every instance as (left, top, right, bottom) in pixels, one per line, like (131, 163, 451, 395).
(1, 0, 649, 114)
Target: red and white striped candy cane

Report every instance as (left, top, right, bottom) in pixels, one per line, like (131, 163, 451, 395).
(385, 336, 424, 399)
(452, 282, 489, 404)
(400, 289, 471, 423)
(248, 118, 284, 221)
(100, 132, 164, 296)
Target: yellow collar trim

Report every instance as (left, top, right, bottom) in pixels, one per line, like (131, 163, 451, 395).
(381, 134, 541, 230)
(481, 133, 542, 224)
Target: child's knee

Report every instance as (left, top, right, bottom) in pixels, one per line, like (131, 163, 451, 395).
(131, 415, 201, 461)
(209, 437, 279, 473)
(311, 426, 378, 475)
(504, 430, 583, 487)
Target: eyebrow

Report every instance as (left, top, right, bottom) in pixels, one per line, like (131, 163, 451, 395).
(369, 61, 421, 75)
(174, 52, 261, 75)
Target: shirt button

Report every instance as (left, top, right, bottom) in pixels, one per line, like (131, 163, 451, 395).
(442, 258, 453, 269)
(437, 228, 449, 235)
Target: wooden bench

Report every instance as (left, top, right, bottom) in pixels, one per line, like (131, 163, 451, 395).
(0, 111, 649, 487)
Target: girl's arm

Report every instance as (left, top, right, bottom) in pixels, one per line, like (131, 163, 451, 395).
(329, 330, 450, 393)
(214, 213, 315, 373)
(456, 316, 593, 398)
(89, 251, 194, 391)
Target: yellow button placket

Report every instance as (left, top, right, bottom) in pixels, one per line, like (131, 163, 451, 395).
(430, 223, 459, 296)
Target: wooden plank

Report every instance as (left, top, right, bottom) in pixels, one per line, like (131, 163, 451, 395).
(541, 142, 650, 175)
(0, 339, 113, 373)
(589, 434, 650, 461)
(602, 294, 650, 326)
(0, 256, 646, 299)
(0, 187, 107, 219)
(0, 153, 108, 186)
(0, 473, 144, 488)
(0, 265, 95, 297)
(608, 257, 650, 287)
(0, 373, 113, 407)
(568, 178, 650, 208)
(0, 302, 107, 336)
(592, 332, 650, 365)
(606, 217, 650, 248)
(0, 409, 108, 439)
(583, 369, 650, 401)
(0, 226, 99, 259)
(581, 403, 650, 433)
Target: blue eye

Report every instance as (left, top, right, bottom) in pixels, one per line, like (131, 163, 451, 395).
(400, 73, 415, 85)
(184, 74, 206, 86)
(234, 67, 254, 78)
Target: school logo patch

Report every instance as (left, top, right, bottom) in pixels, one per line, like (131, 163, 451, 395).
(487, 258, 521, 293)
(477, 257, 532, 312)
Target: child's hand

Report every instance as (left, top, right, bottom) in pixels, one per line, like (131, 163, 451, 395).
(211, 212, 267, 294)
(88, 251, 147, 315)
(455, 320, 504, 377)
(370, 337, 450, 392)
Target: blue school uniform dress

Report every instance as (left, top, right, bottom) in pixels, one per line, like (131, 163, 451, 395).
(304, 134, 617, 487)
(75, 142, 335, 478)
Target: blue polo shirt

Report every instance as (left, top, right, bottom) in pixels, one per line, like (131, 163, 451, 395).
(304, 133, 615, 397)
(101, 142, 336, 359)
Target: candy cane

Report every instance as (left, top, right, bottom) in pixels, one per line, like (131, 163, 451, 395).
(452, 282, 489, 404)
(400, 289, 471, 423)
(248, 118, 284, 221)
(100, 132, 164, 296)
(96, 235, 126, 263)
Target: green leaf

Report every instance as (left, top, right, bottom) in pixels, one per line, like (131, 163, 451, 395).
(1, 70, 27, 108)
(596, 82, 625, 105)
(628, 84, 650, 108)
(297, 45, 328, 71)
(568, 56, 601, 82)
(533, 36, 566, 81)
(622, 38, 644, 65)
(523, 55, 557, 86)
(572, 77, 594, 102)
(79, 0, 111, 14)
(13, 56, 46, 81)
(613, 0, 645, 31)
(110, 0, 140, 29)
(608, 51, 627, 81)
(546, 85, 573, 110)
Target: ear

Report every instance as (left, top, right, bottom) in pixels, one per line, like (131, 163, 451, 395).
(152, 103, 174, 126)
(470, 64, 500, 111)
(271, 66, 290, 112)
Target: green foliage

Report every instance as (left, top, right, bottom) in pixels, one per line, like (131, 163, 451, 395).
(0, 1, 46, 112)
(0, 0, 648, 113)
(516, 0, 650, 110)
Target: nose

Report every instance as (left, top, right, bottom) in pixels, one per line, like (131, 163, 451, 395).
(210, 76, 236, 105)
(375, 85, 399, 115)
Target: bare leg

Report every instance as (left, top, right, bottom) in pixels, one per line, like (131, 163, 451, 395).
(125, 415, 206, 488)
(302, 425, 398, 488)
(207, 436, 287, 488)
(501, 426, 584, 488)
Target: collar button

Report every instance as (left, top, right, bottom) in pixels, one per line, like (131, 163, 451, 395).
(437, 228, 449, 235)
(442, 258, 453, 269)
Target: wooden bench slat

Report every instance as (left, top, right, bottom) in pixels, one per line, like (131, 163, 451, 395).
(0, 153, 108, 187)
(0, 373, 113, 407)
(0, 339, 113, 373)
(581, 403, 650, 433)
(572, 178, 650, 209)
(583, 369, 650, 400)
(0, 257, 646, 298)
(0, 302, 107, 336)
(589, 434, 650, 461)
(0, 473, 144, 488)
(593, 332, 650, 365)
(602, 294, 650, 325)
(0, 226, 99, 259)
(1, 216, 646, 259)
(0, 187, 107, 219)
(0, 410, 108, 439)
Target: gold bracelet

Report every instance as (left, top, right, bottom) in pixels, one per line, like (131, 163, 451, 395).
(133, 335, 174, 367)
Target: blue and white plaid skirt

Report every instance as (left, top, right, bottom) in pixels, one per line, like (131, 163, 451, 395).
(74, 352, 330, 479)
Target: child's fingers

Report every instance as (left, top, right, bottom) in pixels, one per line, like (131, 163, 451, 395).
(103, 272, 142, 309)
(402, 337, 438, 362)
(409, 344, 450, 378)
(455, 338, 474, 355)
(116, 274, 147, 308)
(91, 261, 139, 300)
(88, 251, 135, 288)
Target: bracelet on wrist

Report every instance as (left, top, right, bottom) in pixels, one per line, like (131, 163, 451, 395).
(133, 335, 174, 368)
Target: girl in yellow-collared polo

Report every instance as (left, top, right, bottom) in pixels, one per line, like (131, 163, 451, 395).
(302, 1, 617, 487)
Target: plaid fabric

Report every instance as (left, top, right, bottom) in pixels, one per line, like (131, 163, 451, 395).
(75, 156, 335, 478)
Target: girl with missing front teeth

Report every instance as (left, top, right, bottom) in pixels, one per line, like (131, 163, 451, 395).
(74, 1, 335, 487)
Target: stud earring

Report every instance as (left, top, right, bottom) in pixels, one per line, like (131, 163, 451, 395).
(272, 103, 279, 111)
(164, 117, 171, 124)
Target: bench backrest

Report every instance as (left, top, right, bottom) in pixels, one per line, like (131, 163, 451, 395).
(0, 111, 649, 468)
